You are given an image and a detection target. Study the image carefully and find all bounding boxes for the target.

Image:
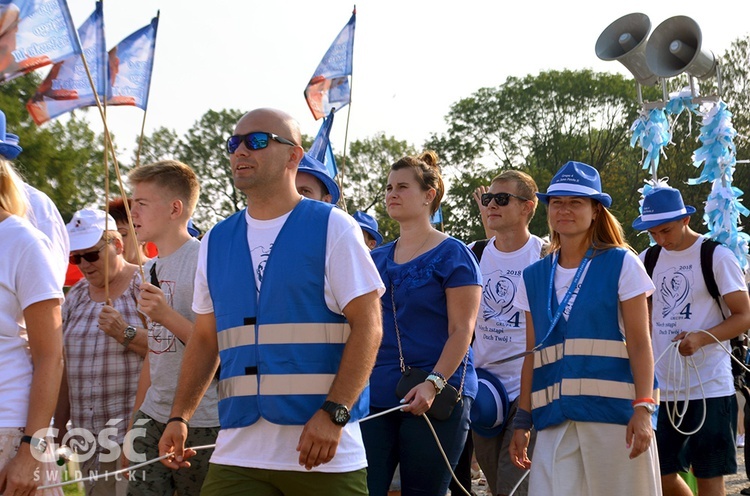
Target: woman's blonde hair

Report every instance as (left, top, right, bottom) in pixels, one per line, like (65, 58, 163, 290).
(0, 158, 27, 217)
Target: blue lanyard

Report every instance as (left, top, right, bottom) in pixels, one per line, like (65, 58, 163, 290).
(541, 247, 594, 343)
(487, 247, 594, 366)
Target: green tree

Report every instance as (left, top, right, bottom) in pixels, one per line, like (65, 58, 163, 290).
(134, 109, 244, 231)
(1, 73, 108, 221)
(427, 69, 642, 243)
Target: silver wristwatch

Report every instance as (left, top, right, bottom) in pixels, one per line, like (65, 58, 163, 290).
(122, 325, 137, 348)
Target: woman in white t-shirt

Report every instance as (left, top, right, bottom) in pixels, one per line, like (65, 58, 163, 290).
(0, 158, 64, 495)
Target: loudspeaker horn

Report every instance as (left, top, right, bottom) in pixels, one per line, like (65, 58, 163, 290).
(646, 15, 716, 79)
(595, 12, 657, 86)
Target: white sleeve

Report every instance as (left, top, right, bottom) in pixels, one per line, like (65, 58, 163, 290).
(714, 246, 748, 296)
(325, 209, 385, 313)
(619, 250, 655, 301)
(191, 230, 213, 314)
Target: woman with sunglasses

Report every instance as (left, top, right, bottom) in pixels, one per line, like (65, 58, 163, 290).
(56, 208, 147, 495)
(0, 157, 64, 495)
(509, 161, 661, 495)
(362, 151, 481, 496)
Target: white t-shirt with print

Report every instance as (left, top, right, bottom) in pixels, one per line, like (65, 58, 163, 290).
(640, 238, 747, 400)
(193, 200, 385, 472)
(471, 235, 545, 400)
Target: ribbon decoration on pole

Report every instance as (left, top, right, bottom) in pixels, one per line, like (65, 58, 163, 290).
(689, 101, 749, 271)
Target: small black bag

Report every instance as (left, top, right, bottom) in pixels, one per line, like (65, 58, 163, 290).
(396, 366, 461, 421)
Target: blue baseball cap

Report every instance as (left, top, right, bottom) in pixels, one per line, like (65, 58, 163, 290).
(352, 211, 383, 246)
(298, 153, 340, 204)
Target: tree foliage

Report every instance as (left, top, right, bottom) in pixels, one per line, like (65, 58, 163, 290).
(427, 69, 642, 243)
(1, 73, 107, 221)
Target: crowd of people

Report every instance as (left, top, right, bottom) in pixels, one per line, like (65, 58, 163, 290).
(1, 104, 750, 496)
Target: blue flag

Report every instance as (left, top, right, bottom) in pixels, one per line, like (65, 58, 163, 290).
(0, 0, 81, 82)
(308, 112, 337, 178)
(430, 205, 443, 226)
(107, 13, 158, 110)
(304, 9, 355, 120)
(26, 1, 105, 125)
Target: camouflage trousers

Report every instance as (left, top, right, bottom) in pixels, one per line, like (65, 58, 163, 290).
(126, 410, 218, 496)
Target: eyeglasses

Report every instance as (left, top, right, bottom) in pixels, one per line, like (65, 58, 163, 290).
(69, 244, 107, 265)
(226, 132, 296, 154)
(481, 192, 529, 207)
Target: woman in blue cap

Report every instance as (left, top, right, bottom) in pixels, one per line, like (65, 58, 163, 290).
(508, 161, 661, 495)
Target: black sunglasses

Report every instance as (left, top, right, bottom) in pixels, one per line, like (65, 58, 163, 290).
(226, 131, 296, 154)
(69, 244, 107, 265)
(481, 192, 529, 207)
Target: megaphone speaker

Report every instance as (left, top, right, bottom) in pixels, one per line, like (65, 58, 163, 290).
(646, 15, 716, 79)
(595, 12, 657, 86)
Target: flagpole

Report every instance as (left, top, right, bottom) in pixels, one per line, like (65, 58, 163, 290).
(103, 102, 111, 302)
(78, 43, 146, 282)
(338, 76, 353, 215)
(136, 109, 148, 168)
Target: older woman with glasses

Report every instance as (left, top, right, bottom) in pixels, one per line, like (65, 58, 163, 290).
(0, 156, 64, 495)
(362, 150, 481, 496)
(54, 208, 147, 496)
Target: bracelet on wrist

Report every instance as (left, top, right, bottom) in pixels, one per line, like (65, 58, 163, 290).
(631, 397, 656, 406)
(513, 408, 533, 430)
(430, 370, 446, 381)
(167, 416, 189, 427)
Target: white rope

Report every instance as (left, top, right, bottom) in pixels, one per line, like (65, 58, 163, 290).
(654, 329, 750, 436)
(39, 444, 217, 490)
(40, 404, 473, 495)
(508, 468, 530, 496)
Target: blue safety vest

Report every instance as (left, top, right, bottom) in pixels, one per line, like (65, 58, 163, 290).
(207, 200, 368, 428)
(524, 248, 636, 430)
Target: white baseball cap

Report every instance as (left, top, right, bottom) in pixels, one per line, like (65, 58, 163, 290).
(66, 208, 117, 251)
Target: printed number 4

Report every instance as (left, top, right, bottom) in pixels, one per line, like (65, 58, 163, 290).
(508, 311, 520, 328)
(680, 303, 692, 320)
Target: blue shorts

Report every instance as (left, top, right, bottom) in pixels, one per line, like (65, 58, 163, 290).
(656, 395, 738, 479)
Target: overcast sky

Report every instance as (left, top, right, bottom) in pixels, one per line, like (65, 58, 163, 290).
(59, 0, 750, 158)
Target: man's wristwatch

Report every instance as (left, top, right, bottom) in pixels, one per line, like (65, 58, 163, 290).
(122, 325, 137, 348)
(321, 401, 351, 426)
(21, 435, 47, 454)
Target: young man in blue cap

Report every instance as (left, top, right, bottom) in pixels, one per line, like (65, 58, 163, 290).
(296, 154, 340, 205)
(633, 185, 750, 496)
(352, 210, 382, 250)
